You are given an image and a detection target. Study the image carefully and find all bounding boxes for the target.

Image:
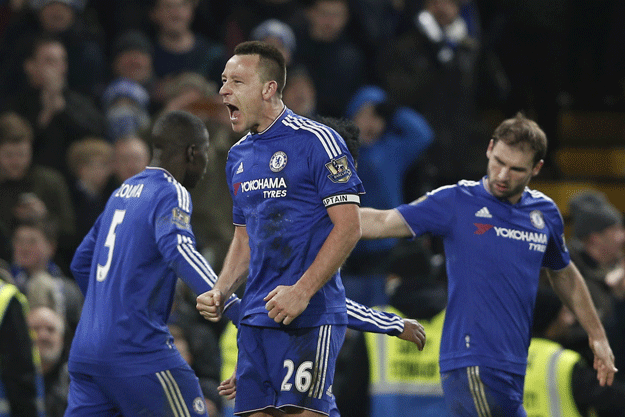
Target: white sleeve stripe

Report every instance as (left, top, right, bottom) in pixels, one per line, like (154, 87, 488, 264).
(298, 118, 341, 158)
(346, 299, 404, 329)
(173, 180, 183, 209)
(347, 305, 403, 327)
(176, 235, 217, 286)
(283, 116, 337, 158)
(180, 243, 218, 284)
(167, 175, 190, 211)
(179, 236, 217, 282)
(283, 118, 333, 158)
(300, 119, 341, 157)
(182, 236, 218, 280)
(348, 310, 404, 332)
(177, 182, 189, 211)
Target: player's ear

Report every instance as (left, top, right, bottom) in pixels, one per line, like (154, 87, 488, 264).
(262, 80, 277, 99)
(186, 144, 195, 162)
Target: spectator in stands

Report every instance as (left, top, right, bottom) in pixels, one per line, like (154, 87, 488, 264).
(250, 18, 297, 66)
(66, 137, 117, 241)
(0, 0, 106, 100)
(567, 190, 625, 382)
(10, 218, 83, 335)
(480, 0, 566, 172)
(101, 77, 151, 142)
(109, 30, 156, 96)
(160, 71, 218, 116)
(157, 71, 240, 271)
(112, 134, 150, 183)
(0, 111, 76, 269)
(293, 0, 368, 118)
(3, 36, 105, 183)
(527, 286, 625, 415)
(0, 262, 45, 417)
(282, 65, 317, 118)
(376, 0, 495, 195)
(222, 0, 304, 55)
(341, 85, 434, 306)
(148, 0, 227, 94)
(27, 274, 69, 417)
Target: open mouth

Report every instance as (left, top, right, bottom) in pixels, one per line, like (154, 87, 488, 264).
(226, 104, 240, 121)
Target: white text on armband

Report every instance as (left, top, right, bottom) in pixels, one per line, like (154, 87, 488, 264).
(323, 194, 360, 207)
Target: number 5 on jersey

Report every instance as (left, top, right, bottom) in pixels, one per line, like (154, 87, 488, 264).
(97, 210, 126, 281)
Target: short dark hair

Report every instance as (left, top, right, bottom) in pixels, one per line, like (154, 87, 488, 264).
(234, 41, 287, 96)
(151, 111, 208, 152)
(492, 112, 547, 166)
(15, 217, 59, 244)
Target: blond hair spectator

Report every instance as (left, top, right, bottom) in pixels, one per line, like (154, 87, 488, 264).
(66, 137, 116, 241)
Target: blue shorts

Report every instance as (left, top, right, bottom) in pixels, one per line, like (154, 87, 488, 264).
(65, 365, 208, 416)
(441, 366, 527, 417)
(235, 323, 346, 416)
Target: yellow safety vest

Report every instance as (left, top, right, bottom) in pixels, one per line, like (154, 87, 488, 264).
(365, 307, 445, 395)
(0, 280, 45, 417)
(523, 338, 588, 417)
(220, 322, 238, 417)
(220, 321, 238, 382)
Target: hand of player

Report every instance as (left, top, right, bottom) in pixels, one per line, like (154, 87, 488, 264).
(589, 336, 618, 386)
(218, 369, 237, 400)
(264, 285, 310, 325)
(398, 318, 426, 351)
(196, 289, 224, 322)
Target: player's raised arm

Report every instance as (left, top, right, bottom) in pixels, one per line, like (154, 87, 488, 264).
(360, 207, 412, 239)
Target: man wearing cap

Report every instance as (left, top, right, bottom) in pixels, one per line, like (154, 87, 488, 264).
(567, 190, 625, 381)
(101, 78, 152, 141)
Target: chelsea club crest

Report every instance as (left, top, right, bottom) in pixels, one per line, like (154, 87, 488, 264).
(530, 210, 545, 229)
(270, 151, 288, 172)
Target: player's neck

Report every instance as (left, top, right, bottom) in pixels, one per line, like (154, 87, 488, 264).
(255, 102, 285, 133)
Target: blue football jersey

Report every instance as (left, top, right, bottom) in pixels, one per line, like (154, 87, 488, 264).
(396, 178, 570, 375)
(68, 167, 237, 376)
(226, 107, 365, 328)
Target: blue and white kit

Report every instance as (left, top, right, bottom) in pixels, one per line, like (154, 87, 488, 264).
(66, 167, 238, 416)
(396, 177, 570, 376)
(226, 106, 365, 328)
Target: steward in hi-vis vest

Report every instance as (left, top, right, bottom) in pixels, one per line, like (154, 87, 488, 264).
(524, 338, 585, 417)
(365, 306, 448, 417)
(0, 279, 45, 417)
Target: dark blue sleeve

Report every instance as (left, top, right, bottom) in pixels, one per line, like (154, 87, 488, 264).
(542, 205, 571, 270)
(308, 125, 365, 200)
(70, 214, 102, 295)
(223, 298, 241, 328)
(153, 187, 219, 293)
(346, 298, 404, 336)
(396, 185, 456, 238)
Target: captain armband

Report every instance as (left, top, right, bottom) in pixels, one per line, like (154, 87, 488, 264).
(322, 194, 360, 208)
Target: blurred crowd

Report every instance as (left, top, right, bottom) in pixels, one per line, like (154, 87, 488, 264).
(1, 0, 625, 416)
